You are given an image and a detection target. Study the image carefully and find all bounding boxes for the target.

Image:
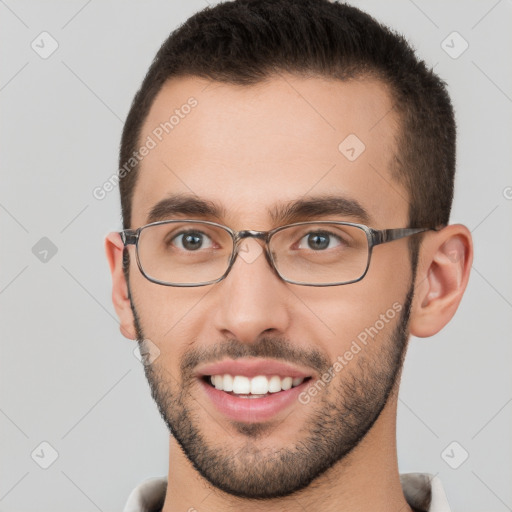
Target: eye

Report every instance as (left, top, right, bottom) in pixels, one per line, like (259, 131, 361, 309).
(297, 231, 345, 251)
(170, 230, 214, 251)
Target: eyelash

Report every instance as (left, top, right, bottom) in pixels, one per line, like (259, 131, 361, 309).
(169, 229, 348, 251)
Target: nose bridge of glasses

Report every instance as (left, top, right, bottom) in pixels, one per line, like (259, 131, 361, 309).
(233, 230, 271, 252)
(233, 230, 272, 255)
(235, 229, 268, 243)
(231, 229, 276, 272)
(231, 229, 266, 250)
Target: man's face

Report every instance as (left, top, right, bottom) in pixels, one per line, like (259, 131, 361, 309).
(127, 75, 415, 498)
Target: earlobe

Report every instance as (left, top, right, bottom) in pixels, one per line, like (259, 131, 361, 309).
(409, 224, 473, 338)
(105, 232, 137, 340)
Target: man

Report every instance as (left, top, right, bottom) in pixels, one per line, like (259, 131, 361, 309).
(105, 1, 473, 511)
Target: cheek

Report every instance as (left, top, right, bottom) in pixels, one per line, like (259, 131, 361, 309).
(129, 267, 204, 342)
(296, 290, 400, 352)
(290, 252, 410, 355)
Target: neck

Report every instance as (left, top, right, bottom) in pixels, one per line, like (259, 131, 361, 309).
(162, 383, 413, 512)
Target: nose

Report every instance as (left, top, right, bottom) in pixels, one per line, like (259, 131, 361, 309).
(212, 236, 292, 344)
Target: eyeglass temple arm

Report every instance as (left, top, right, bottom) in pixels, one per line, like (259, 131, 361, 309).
(371, 226, 442, 246)
(120, 230, 138, 246)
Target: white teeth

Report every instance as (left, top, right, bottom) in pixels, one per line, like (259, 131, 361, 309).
(281, 377, 293, 390)
(208, 374, 306, 394)
(250, 375, 269, 395)
(268, 375, 282, 393)
(232, 375, 251, 394)
(213, 375, 223, 390)
(222, 374, 233, 392)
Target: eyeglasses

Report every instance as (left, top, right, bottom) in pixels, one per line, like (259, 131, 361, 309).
(120, 219, 439, 287)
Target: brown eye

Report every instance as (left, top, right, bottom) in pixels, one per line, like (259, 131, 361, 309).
(170, 230, 214, 251)
(296, 230, 346, 251)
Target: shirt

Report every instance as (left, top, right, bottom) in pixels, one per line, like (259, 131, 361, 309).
(122, 472, 451, 512)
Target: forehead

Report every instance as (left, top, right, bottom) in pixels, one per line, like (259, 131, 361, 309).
(131, 74, 409, 229)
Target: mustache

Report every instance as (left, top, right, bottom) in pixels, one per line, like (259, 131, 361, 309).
(179, 335, 331, 378)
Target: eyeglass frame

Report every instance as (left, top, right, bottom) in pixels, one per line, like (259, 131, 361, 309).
(119, 219, 441, 287)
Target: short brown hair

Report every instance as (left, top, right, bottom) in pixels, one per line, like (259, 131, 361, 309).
(119, 0, 455, 242)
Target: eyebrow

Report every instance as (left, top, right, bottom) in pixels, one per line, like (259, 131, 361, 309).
(146, 193, 371, 226)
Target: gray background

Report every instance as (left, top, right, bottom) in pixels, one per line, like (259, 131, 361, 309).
(1, 1, 511, 511)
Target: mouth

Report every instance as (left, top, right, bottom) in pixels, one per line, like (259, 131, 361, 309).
(200, 374, 313, 397)
(198, 374, 314, 422)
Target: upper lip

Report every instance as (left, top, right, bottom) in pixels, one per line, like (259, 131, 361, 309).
(195, 358, 315, 379)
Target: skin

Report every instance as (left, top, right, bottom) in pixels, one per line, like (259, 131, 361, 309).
(106, 74, 473, 512)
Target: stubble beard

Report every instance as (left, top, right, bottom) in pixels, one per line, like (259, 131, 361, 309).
(129, 282, 414, 500)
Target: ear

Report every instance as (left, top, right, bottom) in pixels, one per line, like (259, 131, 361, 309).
(105, 232, 137, 340)
(409, 224, 473, 338)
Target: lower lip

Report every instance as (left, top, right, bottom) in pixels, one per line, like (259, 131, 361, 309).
(199, 378, 311, 423)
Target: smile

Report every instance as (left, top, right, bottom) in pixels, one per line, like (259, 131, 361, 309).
(199, 374, 314, 422)
(207, 373, 309, 396)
